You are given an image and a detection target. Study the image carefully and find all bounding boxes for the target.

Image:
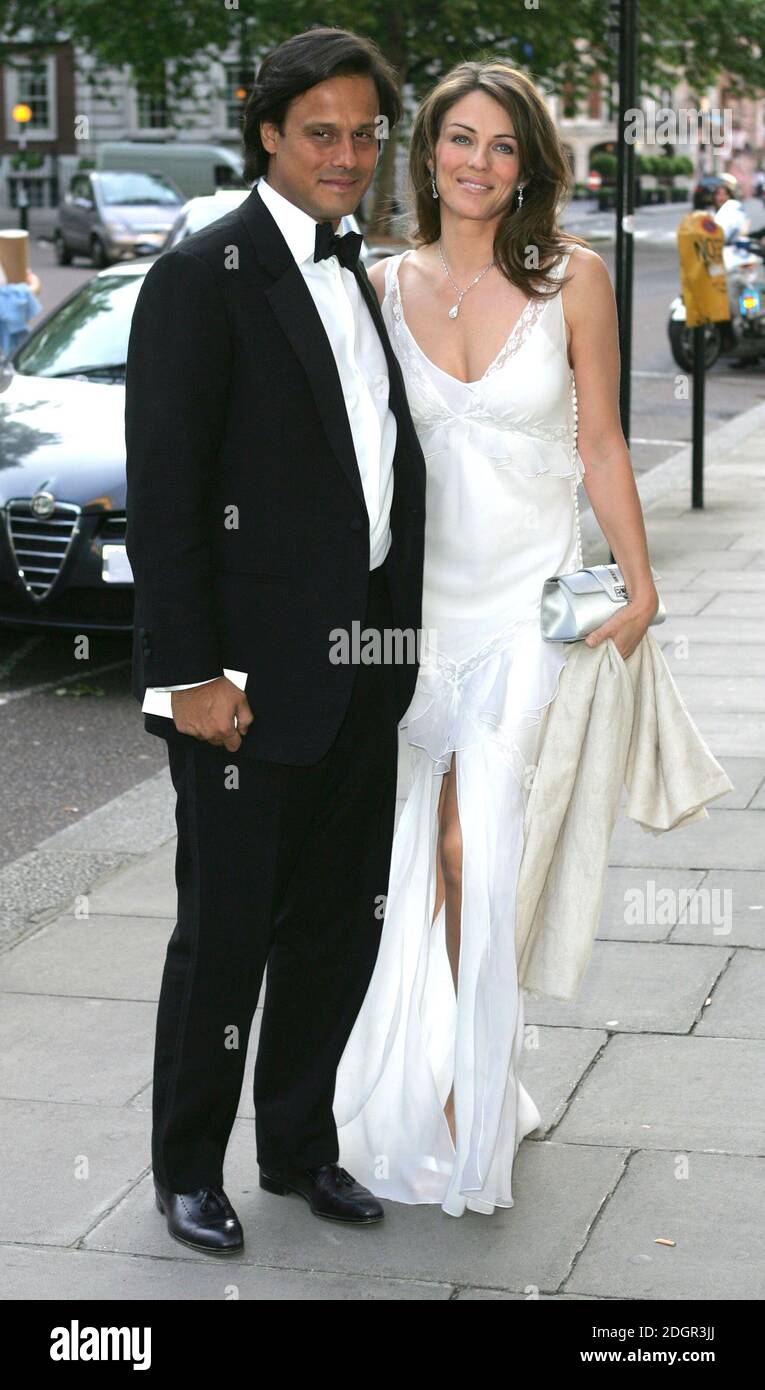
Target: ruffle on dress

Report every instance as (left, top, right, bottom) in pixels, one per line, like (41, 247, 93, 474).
(401, 616, 573, 782)
(413, 385, 586, 486)
(417, 412, 585, 481)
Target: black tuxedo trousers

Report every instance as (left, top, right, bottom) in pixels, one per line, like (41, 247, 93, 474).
(152, 563, 399, 1189)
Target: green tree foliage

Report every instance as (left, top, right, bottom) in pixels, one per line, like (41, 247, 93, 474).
(3, 0, 763, 227)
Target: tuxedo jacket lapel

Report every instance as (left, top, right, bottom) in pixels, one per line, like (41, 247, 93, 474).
(237, 186, 366, 507)
(236, 183, 419, 511)
(265, 268, 368, 508)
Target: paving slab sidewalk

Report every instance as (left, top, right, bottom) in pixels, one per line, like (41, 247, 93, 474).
(1, 406, 764, 1302)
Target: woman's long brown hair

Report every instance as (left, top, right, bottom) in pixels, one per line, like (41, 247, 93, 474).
(408, 58, 590, 300)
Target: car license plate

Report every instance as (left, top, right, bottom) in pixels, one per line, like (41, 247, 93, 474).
(102, 544, 133, 583)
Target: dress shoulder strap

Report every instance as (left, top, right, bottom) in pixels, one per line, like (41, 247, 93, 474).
(382, 249, 406, 305)
(383, 249, 414, 324)
(550, 247, 574, 280)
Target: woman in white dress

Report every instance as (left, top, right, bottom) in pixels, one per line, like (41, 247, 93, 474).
(333, 61, 660, 1216)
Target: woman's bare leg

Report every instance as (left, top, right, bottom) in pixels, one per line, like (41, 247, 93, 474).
(431, 754, 463, 1145)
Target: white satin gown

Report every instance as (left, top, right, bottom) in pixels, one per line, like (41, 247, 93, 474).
(333, 248, 586, 1216)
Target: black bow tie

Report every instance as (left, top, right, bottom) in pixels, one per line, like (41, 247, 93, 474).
(313, 220, 363, 271)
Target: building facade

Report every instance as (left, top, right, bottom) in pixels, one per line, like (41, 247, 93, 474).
(1, 31, 762, 211)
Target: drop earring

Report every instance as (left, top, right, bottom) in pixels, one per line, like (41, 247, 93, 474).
(430, 170, 439, 200)
(516, 182, 525, 208)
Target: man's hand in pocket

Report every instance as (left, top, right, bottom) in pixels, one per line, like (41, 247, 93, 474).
(171, 677, 254, 751)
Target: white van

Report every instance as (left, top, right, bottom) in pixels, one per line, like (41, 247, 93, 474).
(95, 142, 246, 199)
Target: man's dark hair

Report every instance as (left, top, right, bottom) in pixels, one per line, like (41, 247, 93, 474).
(241, 26, 402, 184)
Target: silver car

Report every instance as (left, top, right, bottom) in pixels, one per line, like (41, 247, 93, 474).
(54, 169, 185, 269)
(162, 185, 395, 266)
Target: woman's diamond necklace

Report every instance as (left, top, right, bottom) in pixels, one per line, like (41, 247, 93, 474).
(438, 241, 495, 318)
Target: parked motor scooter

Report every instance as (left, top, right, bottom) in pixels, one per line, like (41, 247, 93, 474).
(668, 229, 765, 370)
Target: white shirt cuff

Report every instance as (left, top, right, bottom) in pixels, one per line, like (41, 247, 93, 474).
(142, 670, 248, 718)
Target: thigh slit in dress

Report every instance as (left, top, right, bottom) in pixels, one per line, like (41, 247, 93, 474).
(333, 247, 586, 1216)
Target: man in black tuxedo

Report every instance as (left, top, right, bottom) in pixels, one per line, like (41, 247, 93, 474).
(124, 27, 425, 1254)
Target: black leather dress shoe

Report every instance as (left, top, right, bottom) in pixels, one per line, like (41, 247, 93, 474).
(154, 1179, 244, 1254)
(259, 1161, 384, 1223)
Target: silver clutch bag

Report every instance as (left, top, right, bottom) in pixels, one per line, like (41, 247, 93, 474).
(541, 561, 666, 642)
(540, 459, 666, 642)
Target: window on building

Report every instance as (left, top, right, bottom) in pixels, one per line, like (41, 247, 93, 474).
(562, 80, 577, 120)
(16, 59, 50, 127)
(225, 65, 255, 129)
(136, 82, 169, 129)
(5, 52, 57, 140)
(588, 71, 603, 121)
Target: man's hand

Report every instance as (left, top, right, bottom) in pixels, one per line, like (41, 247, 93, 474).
(171, 676, 254, 750)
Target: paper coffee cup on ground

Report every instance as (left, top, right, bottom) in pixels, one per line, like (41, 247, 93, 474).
(0, 230, 30, 284)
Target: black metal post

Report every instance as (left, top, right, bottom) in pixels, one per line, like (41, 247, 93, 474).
(16, 124, 29, 233)
(606, 0, 638, 566)
(614, 0, 637, 447)
(691, 326, 705, 507)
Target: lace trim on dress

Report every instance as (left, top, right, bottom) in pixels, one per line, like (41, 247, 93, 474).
(386, 255, 452, 419)
(423, 610, 538, 681)
(482, 270, 566, 380)
(416, 415, 576, 478)
(400, 619, 573, 784)
(485, 248, 572, 379)
(386, 251, 583, 480)
(388, 249, 570, 387)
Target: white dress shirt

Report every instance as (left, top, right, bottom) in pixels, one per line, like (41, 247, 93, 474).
(143, 174, 397, 717)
